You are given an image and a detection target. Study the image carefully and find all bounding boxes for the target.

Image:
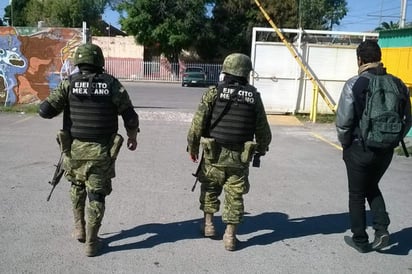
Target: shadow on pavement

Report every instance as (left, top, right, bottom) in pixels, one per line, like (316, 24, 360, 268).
(100, 211, 349, 255)
(99, 212, 411, 256)
(100, 218, 203, 254)
(236, 212, 349, 250)
(376, 227, 412, 256)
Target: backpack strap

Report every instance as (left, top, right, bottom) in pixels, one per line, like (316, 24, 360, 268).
(401, 139, 410, 157)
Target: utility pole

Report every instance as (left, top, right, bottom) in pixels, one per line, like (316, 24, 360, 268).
(400, 0, 407, 28)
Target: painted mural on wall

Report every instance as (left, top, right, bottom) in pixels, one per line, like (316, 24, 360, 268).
(0, 26, 82, 106)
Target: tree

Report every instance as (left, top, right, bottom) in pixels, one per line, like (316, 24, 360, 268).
(191, 0, 347, 60)
(117, 0, 347, 62)
(4, 0, 112, 34)
(375, 21, 400, 31)
(204, 0, 256, 58)
(203, 0, 299, 58)
(323, 0, 347, 30)
(118, 0, 210, 63)
(24, 0, 107, 28)
(299, 0, 347, 30)
(4, 0, 29, 26)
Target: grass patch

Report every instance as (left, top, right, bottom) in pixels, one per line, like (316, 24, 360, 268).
(295, 113, 336, 124)
(0, 103, 39, 114)
(395, 139, 412, 157)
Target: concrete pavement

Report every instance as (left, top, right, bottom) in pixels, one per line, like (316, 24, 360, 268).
(0, 110, 411, 274)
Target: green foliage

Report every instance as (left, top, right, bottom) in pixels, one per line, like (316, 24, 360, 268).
(394, 141, 412, 157)
(375, 21, 400, 31)
(4, 0, 28, 26)
(296, 113, 336, 123)
(206, 0, 299, 57)
(0, 104, 39, 114)
(2, 0, 348, 61)
(299, 0, 347, 30)
(42, 0, 105, 28)
(119, 0, 209, 63)
(6, 0, 107, 31)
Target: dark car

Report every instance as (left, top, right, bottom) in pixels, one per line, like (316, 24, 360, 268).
(182, 67, 207, 87)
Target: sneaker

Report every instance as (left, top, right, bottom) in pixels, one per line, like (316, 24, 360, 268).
(344, 236, 371, 253)
(371, 232, 389, 250)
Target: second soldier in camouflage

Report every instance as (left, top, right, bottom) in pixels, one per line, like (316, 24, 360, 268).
(187, 53, 272, 251)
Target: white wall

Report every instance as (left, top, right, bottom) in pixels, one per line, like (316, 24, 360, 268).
(251, 28, 378, 114)
(92, 36, 144, 59)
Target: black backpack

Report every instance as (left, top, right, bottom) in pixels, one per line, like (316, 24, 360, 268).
(359, 73, 409, 156)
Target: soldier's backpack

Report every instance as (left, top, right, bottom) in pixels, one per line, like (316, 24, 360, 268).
(359, 73, 408, 155)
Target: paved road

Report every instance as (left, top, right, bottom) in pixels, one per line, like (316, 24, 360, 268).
(0, 83, 411, 274)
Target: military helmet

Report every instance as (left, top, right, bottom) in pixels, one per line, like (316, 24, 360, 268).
(74, 43, 105, 67)
(221, 53, 252, 78)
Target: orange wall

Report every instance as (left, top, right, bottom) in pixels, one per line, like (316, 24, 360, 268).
(0, 26, 83, 106)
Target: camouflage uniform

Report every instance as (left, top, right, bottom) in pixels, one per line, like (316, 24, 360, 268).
(39, 43, 139, 257)
(187, 53, 272, 250)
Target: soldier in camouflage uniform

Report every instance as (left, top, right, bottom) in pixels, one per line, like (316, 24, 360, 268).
(187, 53, 272, 251)
(39, 43, 139, 257)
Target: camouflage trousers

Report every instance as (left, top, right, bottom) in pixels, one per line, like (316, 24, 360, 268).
(64, 138, 115, 227)
(198, 145, 250, 224)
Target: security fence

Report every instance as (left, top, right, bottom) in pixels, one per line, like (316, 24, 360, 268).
(105, 58, 222, 85)
(251, 27, 379, 114)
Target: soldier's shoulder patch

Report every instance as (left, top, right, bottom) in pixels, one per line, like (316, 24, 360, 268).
(119, 86, 125, 93)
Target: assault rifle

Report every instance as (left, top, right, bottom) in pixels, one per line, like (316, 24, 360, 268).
(191, 152, 204, 192)
(46, 153, 64, 201)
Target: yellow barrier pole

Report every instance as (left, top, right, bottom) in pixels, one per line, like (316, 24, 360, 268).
(254, 0, 337, 113)
(310, 85, 319, 122)
(310, 86, 315, 121)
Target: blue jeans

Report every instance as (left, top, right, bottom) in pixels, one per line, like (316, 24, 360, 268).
(343, 141, 393, 244)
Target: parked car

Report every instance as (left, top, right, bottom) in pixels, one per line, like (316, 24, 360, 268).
(182, 67, 207, 87)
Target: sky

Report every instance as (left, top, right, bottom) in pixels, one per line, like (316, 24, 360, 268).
(334, 0, 412, 32)
(0, 0, 411, 33)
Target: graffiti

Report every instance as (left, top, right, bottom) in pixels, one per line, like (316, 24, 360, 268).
(0, 26, 82, 106)
(60, 37, 80, 81)
(0, 28, 28, 106)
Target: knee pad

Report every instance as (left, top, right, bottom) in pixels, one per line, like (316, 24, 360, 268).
(87, 192, 105, 203)
(71, 182, 86, 198)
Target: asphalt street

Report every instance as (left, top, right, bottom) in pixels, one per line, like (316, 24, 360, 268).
(0, 82, 411, 274)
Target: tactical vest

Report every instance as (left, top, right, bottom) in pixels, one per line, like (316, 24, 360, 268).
(209, 83, 257, 144)
(68, 72, 118, 140)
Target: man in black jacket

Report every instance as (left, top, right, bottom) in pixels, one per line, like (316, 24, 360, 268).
(336, 40, 411, 253)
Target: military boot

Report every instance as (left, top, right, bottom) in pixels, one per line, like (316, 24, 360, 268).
(85, 225, 102, 257)
(223, 224, 237, 251)
(72, 209, 86, 243)
(201, 213, 216, 237)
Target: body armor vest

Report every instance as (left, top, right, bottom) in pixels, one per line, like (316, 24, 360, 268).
(209, 83, 257, 144)
(68, 72, 118, 140)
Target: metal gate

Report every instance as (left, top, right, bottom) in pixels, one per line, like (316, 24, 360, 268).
(250, 27, 378, 114)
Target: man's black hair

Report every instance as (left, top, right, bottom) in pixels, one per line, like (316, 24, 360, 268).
(356, 39, 381, 64)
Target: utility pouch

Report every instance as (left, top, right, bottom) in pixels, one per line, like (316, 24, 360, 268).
(241, 141, 257, 163)
(110, 134, 124, 160)
(200, 137, 216, 160)
(57, 129, 72, 155)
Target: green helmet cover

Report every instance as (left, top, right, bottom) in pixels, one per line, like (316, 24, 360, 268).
(222, 53, 252, 78)
(74, 43, 105, 67)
